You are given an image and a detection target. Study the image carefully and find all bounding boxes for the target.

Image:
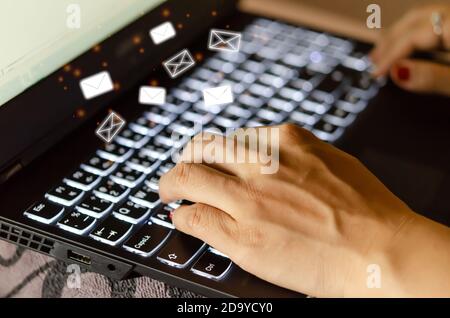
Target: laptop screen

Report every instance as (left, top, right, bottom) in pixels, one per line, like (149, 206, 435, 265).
(0, 0, 165, 107)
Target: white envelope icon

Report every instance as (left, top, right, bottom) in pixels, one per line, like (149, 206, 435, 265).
(96, 112, 126, 143)
(150, 21, 176, 45)
(208, 29, 242, 53)
(79, 71, 114, 100)
(203, 85, 234, 107)
(139, 86, 166, 105)
(163, 49, 196, 79)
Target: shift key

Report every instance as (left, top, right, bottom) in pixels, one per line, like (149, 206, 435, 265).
(157, 232, 206, 268)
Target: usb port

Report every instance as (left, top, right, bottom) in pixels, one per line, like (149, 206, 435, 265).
(67, 250, 91, 265)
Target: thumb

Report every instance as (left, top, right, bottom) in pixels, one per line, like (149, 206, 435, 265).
(390, 59, 450, 96)
(172, 203, 238, 257)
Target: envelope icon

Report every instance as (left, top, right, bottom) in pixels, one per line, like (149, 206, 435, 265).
(163, 49, 196, 79)
(150, 21, 176, 45)
(208, 29, 242, 53)
(203, 85, 234, 107)
(79, 71, 114, 100)
(139, 86, 166, 105)
(96, 112, 126, 143)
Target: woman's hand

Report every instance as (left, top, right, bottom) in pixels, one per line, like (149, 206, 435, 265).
(159, 125, 450, 297)
(371, 4, 450, 96)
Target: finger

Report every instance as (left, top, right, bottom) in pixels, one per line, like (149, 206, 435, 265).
(159, 162, 243, 217)
(373, 21, 441, 77)
(370, 9, 421, 64)
(390, 59, 450, 96)
(171, 203, 239, 257)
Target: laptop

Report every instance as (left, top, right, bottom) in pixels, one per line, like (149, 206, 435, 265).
(1, 0, 449, 298)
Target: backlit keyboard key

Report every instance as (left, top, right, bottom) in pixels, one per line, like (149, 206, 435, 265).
(150, 205, 175, 229)
(129, 116, 164, 136)
(115, 128, 150, 149)
(191, 249, 233, 281)
(157, 232, 206, 268)
(123, 224, 171, 257)
(24, 201, 65, 224)
(81, 156, 117, 176)
(57, 211, 96, 235)
(97, 143, 133, 163)
(110, 165, 146, 188)
(45, 184, 84, 206)
(93, 179, 130, 203)
(75, 195, 113, 218)
(64, 169, 101, 191)
(113, 200, 151, 224)
(126, 152, 161, 174)
(130, 185, 160, 208)
(90, 215, 133, 246)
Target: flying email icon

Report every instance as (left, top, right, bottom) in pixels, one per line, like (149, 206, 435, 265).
(139, 86, 166, 105)
(203, 85, 234, 107)
(208, 29, 242, 53)
(96, 112, 126, 143)
(150, 21, 176, 45)
(163, 49, 196, 79)
(79, 71, 114, 100)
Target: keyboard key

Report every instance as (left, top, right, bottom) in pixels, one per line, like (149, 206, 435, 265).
(90, 216, 133, 246)
(97, 143, 133, 163)
(146, 162, 175, 190)
(123, 224, 171, 257)
(301, 99, 331, 115)
(145, 106, 177, 125)
(150, 205, 175, 229)
(324, 106, 356, 127)
(129, 116, 164, 136)
(115, 128, 150, 149)
(289, 108, 320, 126)
(110, 165, 146, 188)
(24, 201, 65, 224)
(336, 90, 368, 113)
(81, 156, 117, 176)
(93, 179, 130, 203)
(130, 185, 161, 208)
(157, 232, 206, 268)
(75, 195, 113, 218)
(64, 169, 101, 191)
(45, 184, 84, 206)
(191, 250, 233, 280)
(141, 139, 174, 161)
(126, 151, 161, 174)
(113, 200, 151, 224)
(313, 120, 344, 142)
(315, 70, 348, 95)
(57, 211, 96, 235)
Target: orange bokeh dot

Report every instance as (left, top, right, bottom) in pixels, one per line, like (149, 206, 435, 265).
(177, 23, 183, 29)
(133, 35, 142, 45)
(73, 69, 82, 77)
(63, 65, 72, 72)
(93, 45, 101, 53)
(195, 52, 204, 62)
(162, 9, 170, 17)
(139, 47, 145, 54)
(186, 13, 191, 18)
(211, 11, 217, 16)
(114, 82, 121, 91)
(75, 108, 86, 118)
(58, 76, 64, 83)
(102, 61, 108, 68)
(150, 79, 159, 86)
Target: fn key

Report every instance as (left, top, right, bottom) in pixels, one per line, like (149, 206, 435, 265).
(157, 232, 206, 268)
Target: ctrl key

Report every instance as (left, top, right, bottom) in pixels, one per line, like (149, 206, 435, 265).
(24, 201, 65, 224)
(157, 232, 206, 269)
(191, 249, 233, 281)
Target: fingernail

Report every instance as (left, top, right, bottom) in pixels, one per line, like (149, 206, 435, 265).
(397, 66, 410, 81)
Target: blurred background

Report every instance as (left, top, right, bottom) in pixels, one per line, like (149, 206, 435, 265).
(241, 0, 448, 41)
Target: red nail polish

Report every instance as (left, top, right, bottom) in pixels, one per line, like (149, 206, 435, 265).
(397, 66, 410, 81)
(169, 211, 174, 220)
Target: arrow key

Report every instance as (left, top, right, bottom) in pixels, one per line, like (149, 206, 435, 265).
(157, 232, 206, 268)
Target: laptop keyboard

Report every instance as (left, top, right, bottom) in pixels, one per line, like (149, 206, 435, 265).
(22, 18, 380, 282)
